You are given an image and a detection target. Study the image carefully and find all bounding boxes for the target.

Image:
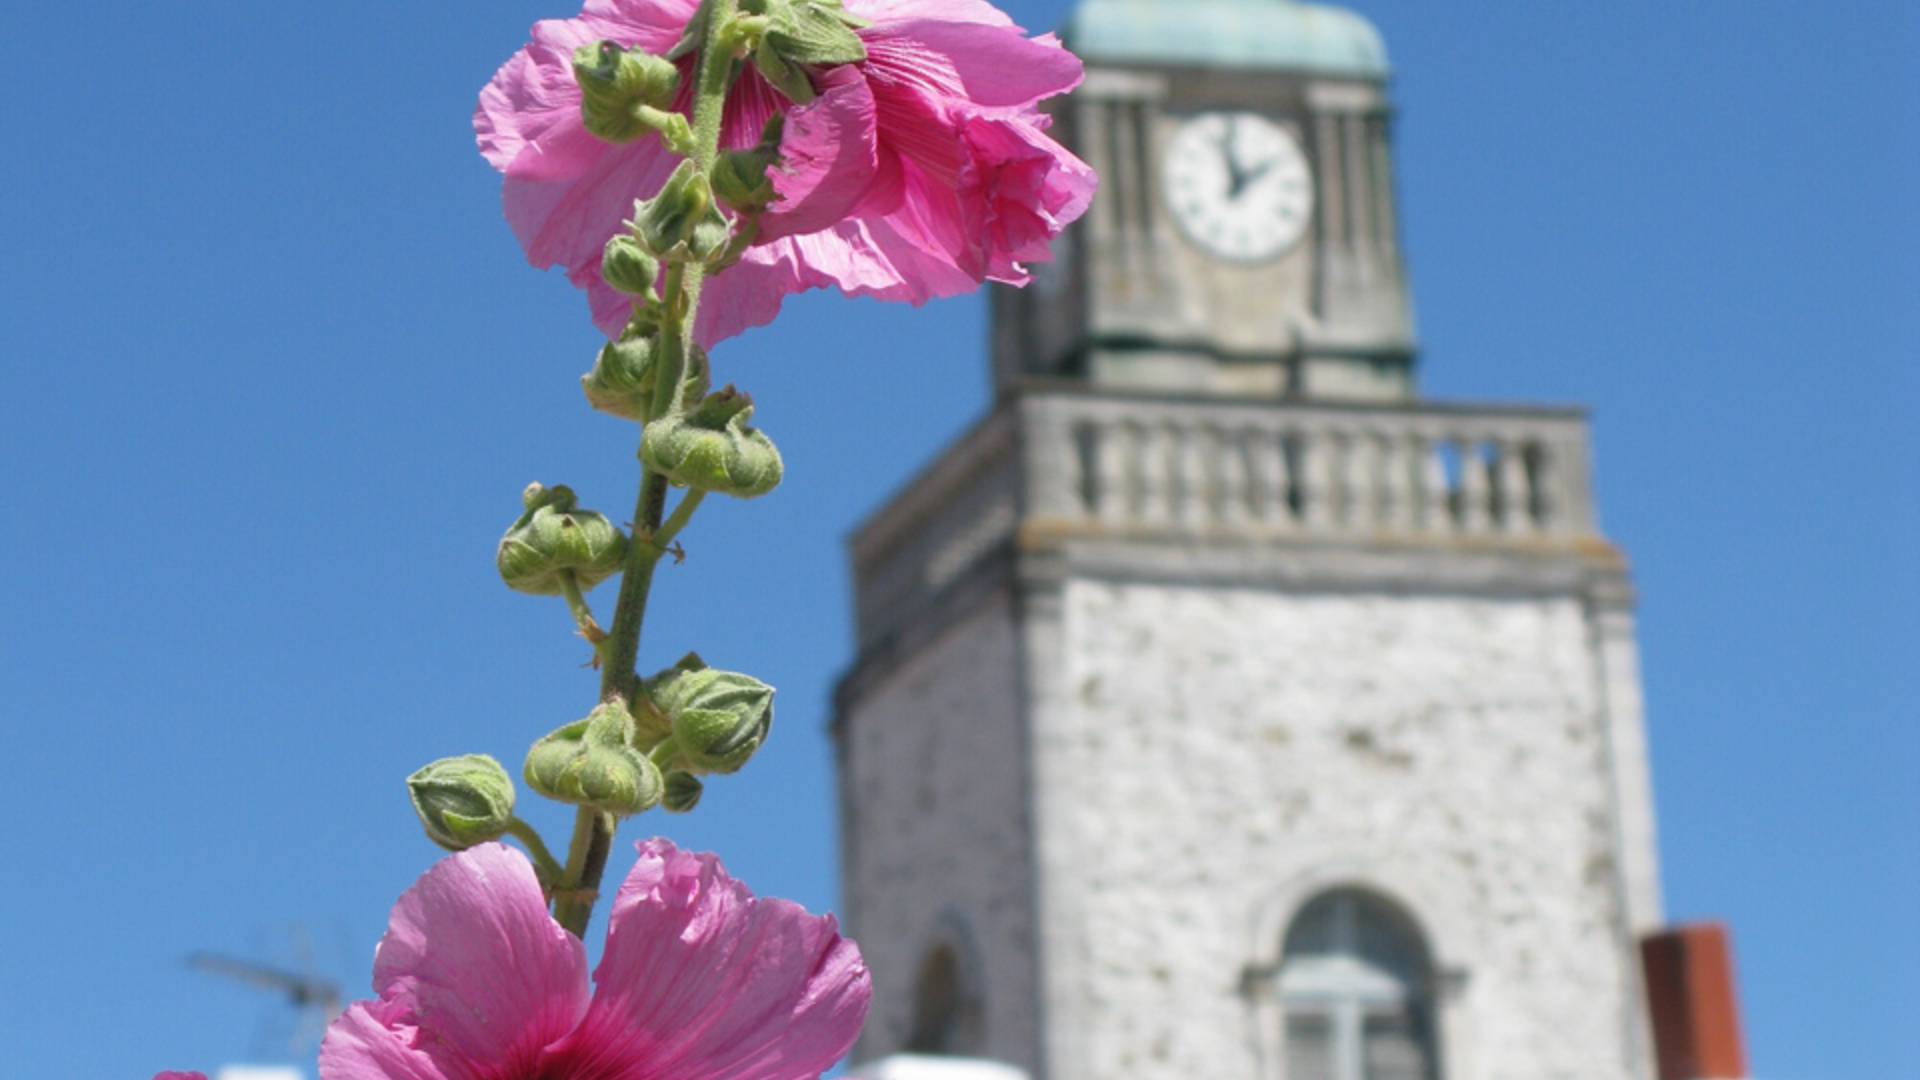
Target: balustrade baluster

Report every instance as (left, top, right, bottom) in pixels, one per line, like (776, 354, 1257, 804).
(1457, 437, 1490, 533)
(1177, 423, 1211, 525)
(1030, 415, 1079, 520)
(1525, 441, 1555, 531)
(1337, 430, 1371, 528)
(1299, 430, 1333, 529)
(1217, 428, 1252, 527)
(1380, 431, 1414, 532)
(1418, 434, 1450, 532)
(1139, 423, 1173, 525)
(1496, 437, 1531, 534)
(1093, 420, 1130, 523)
(1249, 428, 1288, 526)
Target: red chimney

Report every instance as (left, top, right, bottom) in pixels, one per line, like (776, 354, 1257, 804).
(1641, 923, 1748, 1080)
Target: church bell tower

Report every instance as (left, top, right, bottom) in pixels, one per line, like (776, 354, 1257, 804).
(835, 3, 1666, 1079)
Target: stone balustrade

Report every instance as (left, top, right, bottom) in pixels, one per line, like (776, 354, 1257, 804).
(1020, 391, 1598, 539)
(848, 387, 1601, 649)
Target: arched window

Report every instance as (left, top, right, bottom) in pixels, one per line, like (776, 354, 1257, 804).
(905, 941, 983, 1055)
(1279, 889, 1439, 1080)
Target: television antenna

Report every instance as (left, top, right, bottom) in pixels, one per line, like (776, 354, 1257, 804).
(189, 943, 344, 1055)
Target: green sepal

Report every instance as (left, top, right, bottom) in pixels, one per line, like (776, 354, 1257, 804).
(631, 161, 732, 263)
(751, 40, 816, 105)
(524, 702, 664, 815)
(496, 483, 628, 595)
(407, 754, 516, 851)
(582, 322, 710, 421)
(637, 651, 709, 742)
(639, 387, 784, 498)
(666, 0, 715, 60)
(649, 665, 774, 775)
(572, 41, 685, 145)
(746, 0, 868, 66)
(601, 234, 662, 297)
(583, 333, 656, 420)
(662, 772, 704, 813)
(712, 115, 784, 213)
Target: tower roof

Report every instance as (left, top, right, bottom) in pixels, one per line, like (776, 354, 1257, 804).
(1064, 0, 1389, 79)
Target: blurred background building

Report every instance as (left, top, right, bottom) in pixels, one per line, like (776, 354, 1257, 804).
(834, 1, 1747, 1078)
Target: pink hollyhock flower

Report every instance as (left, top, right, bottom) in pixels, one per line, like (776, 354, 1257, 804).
(476, 0, 1096, 346)
(318, 839, 869, 1079)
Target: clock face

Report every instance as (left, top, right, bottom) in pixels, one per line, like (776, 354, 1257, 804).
(1164, 112, 1314, 262)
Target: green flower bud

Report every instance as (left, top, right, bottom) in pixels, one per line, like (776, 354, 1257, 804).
(636, 651, 709, 743)
(407, 754, 516, 851)
(639, 387, 784, 498)
(583, 334, 656, 420)
(712, 115, 784, 214)
(583, 331, 711, 422)
(572, 41, 687, 146)
(630, 161, 731, 263)
(651, 665, 774, 775)
(602, 234, 662, 297)
(747, 0, 869, 66)
(524, 702, 664, 815)
(662, 771, 703, 813)
(497, 483, 629, 595)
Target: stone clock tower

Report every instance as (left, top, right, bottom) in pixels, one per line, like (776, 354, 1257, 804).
(835, 3, 1666, 1079)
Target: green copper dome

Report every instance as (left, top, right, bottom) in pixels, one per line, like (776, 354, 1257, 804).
(1064, 0, 1389, 79)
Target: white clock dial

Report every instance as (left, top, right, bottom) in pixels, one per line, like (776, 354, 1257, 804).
(1163, 112, 1314, 262)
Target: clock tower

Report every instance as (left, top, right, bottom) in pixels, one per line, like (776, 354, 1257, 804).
(992, 0, 1413, 402)
(837, 3, 1667, 1080)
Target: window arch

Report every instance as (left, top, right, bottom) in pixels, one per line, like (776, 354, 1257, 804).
(904, 937, 983, 1056)
(1278, 888, 1439, 1080)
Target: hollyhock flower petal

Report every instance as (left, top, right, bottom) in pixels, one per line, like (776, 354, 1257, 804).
(853, 16, 1088, 113)
(580, 0, 700, 48)
(849, 0, 1017, 28)
(320, 843, 589, 1079)
(322, 841, 867, 1080)
(687, 219, 983, 344)
(476, 18, 605, 173)
(317, 1001, 454, 1080)
(476, 0, 1093, 347)
(539, 839, 870, 1080)
(760, 67, 881, 242)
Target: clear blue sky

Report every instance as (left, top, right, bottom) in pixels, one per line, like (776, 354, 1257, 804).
(1, 2, 1913, 1077)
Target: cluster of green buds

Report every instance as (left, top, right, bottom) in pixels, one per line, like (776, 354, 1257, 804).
(403, 657, 774, 850)
(518, 654, 774, 818)
(694, 0, 869, 105)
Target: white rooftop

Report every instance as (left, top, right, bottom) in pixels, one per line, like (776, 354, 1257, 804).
(845, 1055, 1031, 1080)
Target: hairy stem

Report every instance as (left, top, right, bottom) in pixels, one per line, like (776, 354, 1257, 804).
(503, 817, 566, 888)
(551, 3, 740, 938)
(557, 570, 608, 658)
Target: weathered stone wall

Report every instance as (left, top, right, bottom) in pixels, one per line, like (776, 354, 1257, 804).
(842, 591, 1041, 1071)
(1039, 578, 1645, 1080)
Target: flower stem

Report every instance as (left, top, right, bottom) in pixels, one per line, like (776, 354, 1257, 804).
(553, 807, 614, 934)
(654, 490, 706, 554)
(549, 3, 740, 939)
(503, 816, 565, 888)
(557, 570, 609, 659)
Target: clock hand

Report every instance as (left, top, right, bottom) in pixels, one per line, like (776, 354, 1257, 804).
(1222, 118, 1251, 199)
(1238, 156, 1284, 191)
